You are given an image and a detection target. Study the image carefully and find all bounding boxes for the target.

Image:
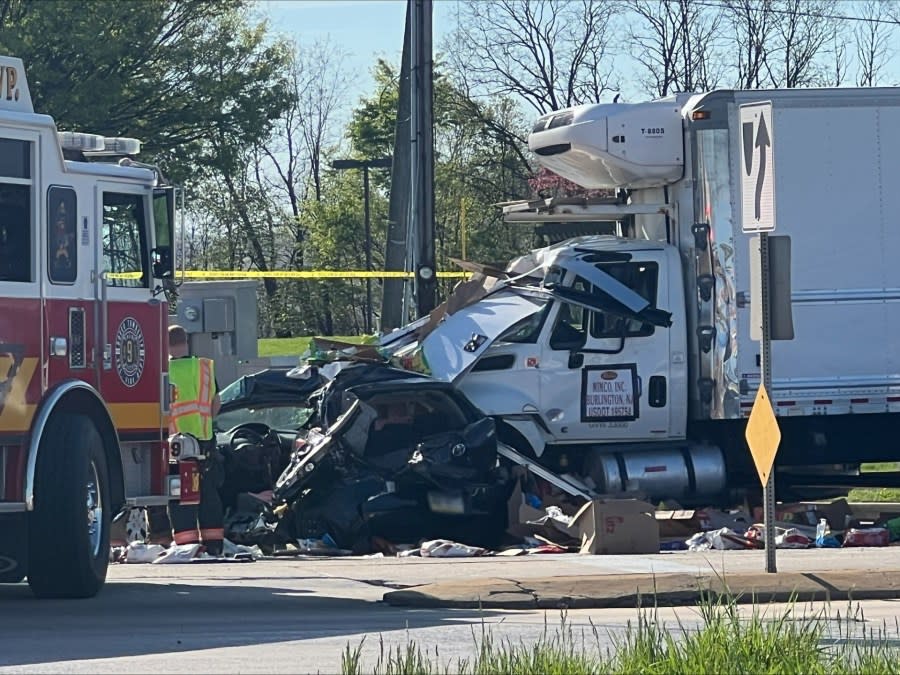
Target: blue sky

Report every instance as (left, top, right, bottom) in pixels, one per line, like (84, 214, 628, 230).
(259, 0, 900, 112)
(259, 0, 456, 106)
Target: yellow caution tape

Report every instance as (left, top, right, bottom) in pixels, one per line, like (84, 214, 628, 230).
(106, 270, 470, 280)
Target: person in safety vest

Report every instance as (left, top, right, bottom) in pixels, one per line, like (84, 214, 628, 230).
(167, 324, 224, 556)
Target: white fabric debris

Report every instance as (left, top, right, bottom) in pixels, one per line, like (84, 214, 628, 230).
(151, 543, 203, 564)
(223, 539, 264, 559)
(420, 539, 486, 558)
(124, 542, 166, 563)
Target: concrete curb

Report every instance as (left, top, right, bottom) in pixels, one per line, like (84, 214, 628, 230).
(382, 571, 900, 609)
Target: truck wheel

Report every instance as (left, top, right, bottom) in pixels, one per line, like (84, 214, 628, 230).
(27, 414, 110, 598)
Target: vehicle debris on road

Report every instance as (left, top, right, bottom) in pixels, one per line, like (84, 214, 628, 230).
(114, 339, 900, 559)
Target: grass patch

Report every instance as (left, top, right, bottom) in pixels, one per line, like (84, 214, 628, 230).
(342, 593, 900, 675)
(258, 337, 312, 357)
(861, 463, 900, 472)
(257, 335, 367, 357)
(849, 463, 900, 502)
(848, 487, 900, 502)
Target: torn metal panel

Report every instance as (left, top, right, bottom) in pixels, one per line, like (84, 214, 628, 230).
(218, 367, 325, 412)
(510, 283, 672, 329)
(547, 285, 673, 328)
(418, 291, 548, 383)
(273, 398, 363, 503)
(498, 443, 596, 501)
(379, 314, 430, 350)
(379, 271, 505, 349)
(558, 256, 651, 313)
(447, 258, 514, 281)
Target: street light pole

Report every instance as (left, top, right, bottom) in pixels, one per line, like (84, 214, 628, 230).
(332, 157, 392, 334)
(362, 164, 372, 334)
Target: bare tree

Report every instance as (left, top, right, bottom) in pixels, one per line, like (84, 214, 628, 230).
(446, 0, 620, 115)
(776, 0, 839, 87)
(723, 0, 777, 88)
(296, 41, 349, 203)
(825, 33, 851, 87)
(854, 0, 898, 86)
(626, 0, 726, 97)
(261, 40, 349, 269)
(722, 0, 841, 89)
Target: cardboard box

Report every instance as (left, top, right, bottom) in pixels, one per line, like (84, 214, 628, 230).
(753, 502, 819, 527)
(505, 478, 579, 545)
(655, 508, 753, 538)
(655, 510, 710, 538)
(813, 498, 853, 530)
(572, 499, 660, 555)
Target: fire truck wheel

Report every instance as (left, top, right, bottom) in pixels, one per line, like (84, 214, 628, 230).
(27, 413, 110, 599)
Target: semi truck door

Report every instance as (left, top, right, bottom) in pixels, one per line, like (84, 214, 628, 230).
(94, 184, 166, 444)
(539, 252, 675, 443)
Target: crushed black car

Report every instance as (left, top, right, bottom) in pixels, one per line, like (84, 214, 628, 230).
(214, 363, 511, 554)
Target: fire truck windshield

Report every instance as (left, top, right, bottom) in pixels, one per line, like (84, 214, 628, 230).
(0, 138, 32, 283)
(0, 184, 29, 282)
(102, 192, 149, 288)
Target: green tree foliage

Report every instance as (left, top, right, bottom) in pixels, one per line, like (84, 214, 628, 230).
(0, 0, 292, 182)
(282, 171, 387, 336)
(182, 38, 354, 336)
(348, 59, 533, 278)
(232, 55, 540, 336)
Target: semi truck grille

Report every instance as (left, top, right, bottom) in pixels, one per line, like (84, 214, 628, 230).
(69, 307, 86, 368)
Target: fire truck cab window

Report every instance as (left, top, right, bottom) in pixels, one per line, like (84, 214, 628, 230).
(102, 192, 148, 288)
(0, 138, 32, 283)
(48, 187, 77, 284)
(0, 139, 30, 179)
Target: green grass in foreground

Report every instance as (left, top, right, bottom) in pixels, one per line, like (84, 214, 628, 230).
(342, 593, 900, 675)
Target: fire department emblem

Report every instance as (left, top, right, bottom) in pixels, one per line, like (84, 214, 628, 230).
(115, 317, 145, 387)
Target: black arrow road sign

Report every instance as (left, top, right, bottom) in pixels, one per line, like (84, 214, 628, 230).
(742, 122, 754, 176)
(740, 102, 775, 233)
(754, 114, 770, 221)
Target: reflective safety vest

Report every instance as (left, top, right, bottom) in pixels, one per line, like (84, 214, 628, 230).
(169, 357, 215, 440)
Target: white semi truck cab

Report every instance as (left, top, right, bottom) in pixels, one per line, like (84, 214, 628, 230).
(397, 88, 900, 503)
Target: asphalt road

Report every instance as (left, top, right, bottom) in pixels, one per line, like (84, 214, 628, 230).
(3, 551, 900, 673)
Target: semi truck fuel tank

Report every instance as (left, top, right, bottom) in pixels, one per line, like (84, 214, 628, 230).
(584, 443, 726, 501)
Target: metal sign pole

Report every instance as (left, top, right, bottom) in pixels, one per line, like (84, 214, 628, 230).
(760, 231, 777, 573)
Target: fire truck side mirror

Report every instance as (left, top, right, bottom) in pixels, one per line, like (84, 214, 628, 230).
(152, 186, 177, 280)
(151, 246, 173, 279)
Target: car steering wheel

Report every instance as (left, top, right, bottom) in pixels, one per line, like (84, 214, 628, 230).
(225, 422, 272, 451)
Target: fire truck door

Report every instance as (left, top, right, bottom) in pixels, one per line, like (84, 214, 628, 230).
(44, 185, 97, 390)
(94, 184, 166, 441)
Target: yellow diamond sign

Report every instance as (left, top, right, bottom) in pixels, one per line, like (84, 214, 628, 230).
(745, 384, 781, 487)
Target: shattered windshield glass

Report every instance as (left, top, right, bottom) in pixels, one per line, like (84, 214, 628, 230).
(215, 405, 312, 432)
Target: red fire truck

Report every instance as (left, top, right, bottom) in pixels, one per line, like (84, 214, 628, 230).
(0, 55, 179, 598)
